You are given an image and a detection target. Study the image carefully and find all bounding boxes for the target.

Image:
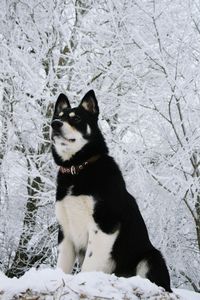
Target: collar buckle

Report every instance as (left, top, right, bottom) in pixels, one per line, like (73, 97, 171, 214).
(70, 165, 77, 175)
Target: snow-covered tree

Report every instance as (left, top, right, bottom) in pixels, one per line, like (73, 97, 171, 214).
(0, 0, 199, 291)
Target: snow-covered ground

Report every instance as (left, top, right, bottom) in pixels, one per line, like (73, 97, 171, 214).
(0, 268, 200, 300)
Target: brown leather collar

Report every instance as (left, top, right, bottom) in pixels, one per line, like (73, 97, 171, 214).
(59, 154, 101, 175)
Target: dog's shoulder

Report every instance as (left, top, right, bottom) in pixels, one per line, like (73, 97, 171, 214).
(92, 155, 125, 183)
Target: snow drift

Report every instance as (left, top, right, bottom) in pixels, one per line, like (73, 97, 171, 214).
(0, 268, 199, 300)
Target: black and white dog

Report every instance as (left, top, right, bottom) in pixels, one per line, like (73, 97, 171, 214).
(51, 90, 171, 292)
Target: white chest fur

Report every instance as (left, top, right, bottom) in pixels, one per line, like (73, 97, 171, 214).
(56, 192, 119, 274)
(55, 194, 94, 252)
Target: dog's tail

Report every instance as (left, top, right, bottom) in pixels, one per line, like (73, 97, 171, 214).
(136, 249, 172, 293)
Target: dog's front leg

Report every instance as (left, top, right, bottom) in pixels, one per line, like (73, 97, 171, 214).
(81, 224, 119, 274)
(57, 235, 76, 273)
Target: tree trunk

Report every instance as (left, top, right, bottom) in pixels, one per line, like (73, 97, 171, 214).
(6, 174, 41, 277)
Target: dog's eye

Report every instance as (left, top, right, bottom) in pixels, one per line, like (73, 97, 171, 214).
(72, 115, 81, 123)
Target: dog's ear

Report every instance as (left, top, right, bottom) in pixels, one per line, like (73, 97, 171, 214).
(80, 90, 99, 116)
(54, 93, 71, 115)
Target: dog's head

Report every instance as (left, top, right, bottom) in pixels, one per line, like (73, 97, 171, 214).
(51, 90, 105, 164)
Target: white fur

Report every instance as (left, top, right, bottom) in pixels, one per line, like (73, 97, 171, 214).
(82, 223, 118, 273)
(136, 259, 149, 278)
(87, 124, 91, 135)
(57, 237, 75, 273)
(82, 101, 89, 111)
(53, 122, 87, 161)
(56, 193, 118, 274)
(61, 103, 68, 110)
(56, 195, 94, 251)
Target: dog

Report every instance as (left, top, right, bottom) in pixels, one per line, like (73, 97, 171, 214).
(51, 90, 172, 292)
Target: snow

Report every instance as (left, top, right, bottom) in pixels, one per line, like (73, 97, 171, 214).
(175, 289, 200, 300)
(0, 268, 199, 300)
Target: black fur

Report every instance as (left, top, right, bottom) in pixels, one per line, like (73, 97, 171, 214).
(58, 224, 64, 244)
(51, 90, 172, 292)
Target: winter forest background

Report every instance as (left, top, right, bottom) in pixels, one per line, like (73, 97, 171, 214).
(0, 0, 199, 293)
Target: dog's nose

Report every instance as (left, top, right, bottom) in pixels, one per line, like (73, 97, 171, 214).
(51, 120, 63, 130)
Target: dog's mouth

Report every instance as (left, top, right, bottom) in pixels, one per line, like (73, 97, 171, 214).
(62, 137, 76, 143)
(52, 134, 76, 144)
